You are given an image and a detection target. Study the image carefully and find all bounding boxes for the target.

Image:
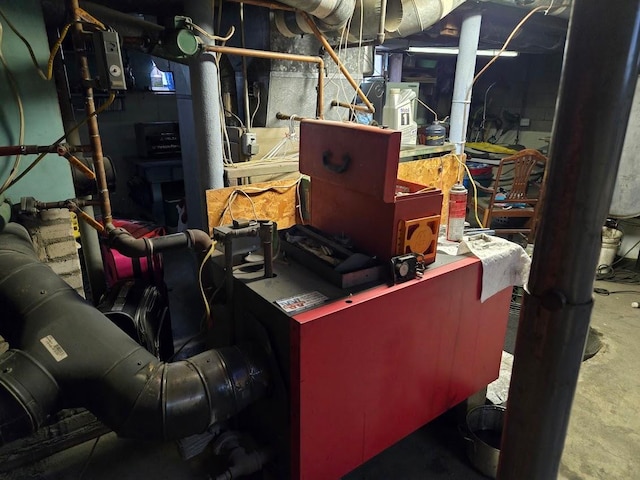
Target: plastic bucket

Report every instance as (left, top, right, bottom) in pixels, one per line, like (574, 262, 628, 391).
(463, 405, 505, 478)
(598, 228, 623, 268)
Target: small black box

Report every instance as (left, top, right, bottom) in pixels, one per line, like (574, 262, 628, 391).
(135, 122, 181, 158)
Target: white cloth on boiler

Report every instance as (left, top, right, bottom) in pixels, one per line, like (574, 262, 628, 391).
(438, 234, 531, 302)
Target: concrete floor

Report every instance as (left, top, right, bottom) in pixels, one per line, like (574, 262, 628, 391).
(558, 280, 640, 480)
(2, 262, 639, 479)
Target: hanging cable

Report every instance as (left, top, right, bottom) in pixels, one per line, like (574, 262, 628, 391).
(198, 240, 217, 327)
(471, 4, 570, 92)
(0, 6, 99, 82)
(188, 20, 235, 42)
(0, 20, 25, 194)
(453, 153, 483, 228)
(250, 88, 261, 129)
(0, 6, 48, 80)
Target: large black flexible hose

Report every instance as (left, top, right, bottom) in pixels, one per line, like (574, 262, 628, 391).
(0, 224, 268, 445)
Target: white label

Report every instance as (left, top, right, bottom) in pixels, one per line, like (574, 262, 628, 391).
(275, 291, 328, 313)
(40, 335, 68, 362)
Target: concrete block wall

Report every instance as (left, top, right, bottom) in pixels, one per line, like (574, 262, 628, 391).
(22, 209, 85, 297)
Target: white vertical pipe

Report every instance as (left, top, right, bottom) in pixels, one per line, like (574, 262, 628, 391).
(184, 0, 224, 229)
(449, 11, 482, 155)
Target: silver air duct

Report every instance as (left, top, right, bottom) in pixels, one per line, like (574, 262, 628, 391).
(274, 0, 465, 40)
(274, 0, 356, 37)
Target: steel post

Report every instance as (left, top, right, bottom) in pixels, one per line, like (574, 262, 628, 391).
(449, 11, 482, 155)
(498, 1, 640, 479)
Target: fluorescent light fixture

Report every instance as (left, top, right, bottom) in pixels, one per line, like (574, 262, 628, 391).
(407, 47, 519, 57)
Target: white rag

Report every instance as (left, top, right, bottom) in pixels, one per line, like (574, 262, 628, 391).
(438, 234, 531, 302)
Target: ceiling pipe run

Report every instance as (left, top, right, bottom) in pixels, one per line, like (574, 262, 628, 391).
(0, 223, 268, 445)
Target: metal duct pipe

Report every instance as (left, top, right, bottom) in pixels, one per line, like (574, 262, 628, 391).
(273, 0, 356, 37)
(386, 0, 467, 39)
(345, 0, 403, 42)
(274, 0, 465, 39)
(0, 224, 268, 445)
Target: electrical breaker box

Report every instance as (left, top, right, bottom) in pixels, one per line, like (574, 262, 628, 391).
(92, 30, 126, 91)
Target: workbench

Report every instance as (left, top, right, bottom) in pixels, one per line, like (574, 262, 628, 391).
(227, 252, 512, 479)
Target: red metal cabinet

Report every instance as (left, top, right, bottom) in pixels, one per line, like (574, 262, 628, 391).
(299, 119, 443, 262)
(289, 257, 511, 480)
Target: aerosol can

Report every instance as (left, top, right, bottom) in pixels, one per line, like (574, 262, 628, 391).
(447, 183, 468, 241)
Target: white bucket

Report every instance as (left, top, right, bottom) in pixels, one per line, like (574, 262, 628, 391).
(597, 227, 623, 268)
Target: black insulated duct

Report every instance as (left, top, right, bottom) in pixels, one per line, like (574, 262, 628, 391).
(0, 223, 268, 445)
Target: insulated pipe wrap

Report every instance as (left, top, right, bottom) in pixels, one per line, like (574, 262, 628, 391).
(0, 225, 268, 444)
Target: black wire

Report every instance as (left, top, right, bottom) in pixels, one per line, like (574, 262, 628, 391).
(594, 288, 640, 296)
(168, 330, 205, 362)
(596, 264, 640, 284)
(167, 284, 224, 362)
(78, 435, 101, 480)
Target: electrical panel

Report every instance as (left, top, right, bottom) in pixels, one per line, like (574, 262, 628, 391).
(92, 31, 126, 91)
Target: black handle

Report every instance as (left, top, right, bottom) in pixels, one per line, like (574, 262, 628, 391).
(322, 150, 350, 174)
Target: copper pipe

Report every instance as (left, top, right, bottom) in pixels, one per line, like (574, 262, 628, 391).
(302, 12, 375, 114)
(225, 0, 296, 11)
(204, 45, 324, 119)
(69, 203, 105, 232)
(330, 100, 371, 113)
(74, 6, 106, 30)
(56, 145, 96, 180)
(68, 0, 114, 229)
(275, 112, 306, 121)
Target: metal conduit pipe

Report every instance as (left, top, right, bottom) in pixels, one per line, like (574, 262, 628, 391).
(0, 224, 268, 445)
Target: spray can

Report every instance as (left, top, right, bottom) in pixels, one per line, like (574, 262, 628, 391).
(447, 183, 468, 242)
